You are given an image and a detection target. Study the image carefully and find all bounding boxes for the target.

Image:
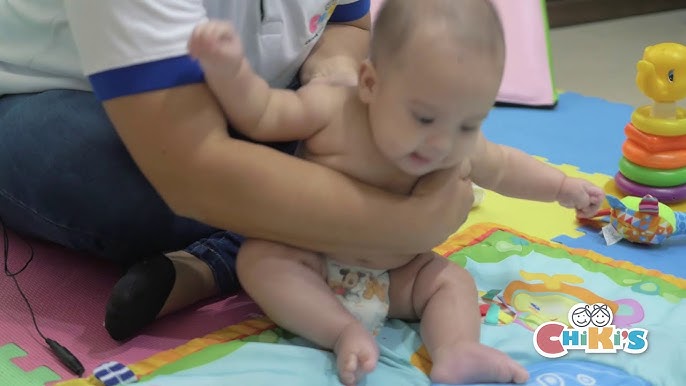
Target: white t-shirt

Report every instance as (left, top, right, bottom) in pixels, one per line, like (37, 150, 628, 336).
(0, 0, 369, 99)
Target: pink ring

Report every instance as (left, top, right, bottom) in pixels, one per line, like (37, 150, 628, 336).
(614, 172, 686, 203)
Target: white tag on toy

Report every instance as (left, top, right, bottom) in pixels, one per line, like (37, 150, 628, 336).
(601, 224, 623, 246)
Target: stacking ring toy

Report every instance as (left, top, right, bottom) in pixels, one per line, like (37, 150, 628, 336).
(631, 106, 686, 136)
(624, 123, 686, 152)
(618, 157, 686, 187)
(615, 172, 686, 203)
(622, 140, 686, 169)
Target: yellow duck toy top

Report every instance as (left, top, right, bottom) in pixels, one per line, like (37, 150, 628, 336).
(636, 42, 686, 118)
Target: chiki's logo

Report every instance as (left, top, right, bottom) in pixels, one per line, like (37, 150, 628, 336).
(533, 303, 648, 358)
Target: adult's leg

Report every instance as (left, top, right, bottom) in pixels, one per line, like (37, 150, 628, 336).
(0, 90, 245, 339)
(0, 90, 216, 260)
(106, 129, 299, 340)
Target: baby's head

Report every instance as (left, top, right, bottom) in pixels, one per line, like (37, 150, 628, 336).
(358, 0, 505, 176)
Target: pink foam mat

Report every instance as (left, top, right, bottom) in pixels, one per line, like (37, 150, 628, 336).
(0, 230, 260, 384)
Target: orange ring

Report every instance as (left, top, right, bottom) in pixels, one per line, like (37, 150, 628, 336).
(624, 123, 686, 152)
(623, 139, 686, 169)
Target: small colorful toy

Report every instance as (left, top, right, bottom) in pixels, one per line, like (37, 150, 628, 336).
(583, 194, 686, 245)
(615, 42, 686, 203)
(478, 289, 516, 326)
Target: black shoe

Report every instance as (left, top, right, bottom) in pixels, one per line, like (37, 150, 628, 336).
(105, 253, 176, 341)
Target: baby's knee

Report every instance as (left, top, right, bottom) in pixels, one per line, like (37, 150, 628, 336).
(438, 261, 477, 300)
(443, 259, 473, 280)
(421, 255, 476, 292)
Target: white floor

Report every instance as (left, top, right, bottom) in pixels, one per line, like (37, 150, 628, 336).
(549, 9, 686, 107)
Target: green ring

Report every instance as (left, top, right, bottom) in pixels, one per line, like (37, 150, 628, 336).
(619, 157, 686, 187)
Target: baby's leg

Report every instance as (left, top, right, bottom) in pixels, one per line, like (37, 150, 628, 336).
(237, 240, 378, 386)
(388, 252, 529, 384)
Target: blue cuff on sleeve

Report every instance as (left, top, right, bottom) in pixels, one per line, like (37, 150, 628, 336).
(329, 0, 370, 23)
(88, 55, 205, 101)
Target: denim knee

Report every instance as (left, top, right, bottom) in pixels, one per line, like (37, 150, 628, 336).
(185, 231, 245, 295)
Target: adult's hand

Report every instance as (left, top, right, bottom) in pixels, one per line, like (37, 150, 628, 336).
(410, 168, 475, 250)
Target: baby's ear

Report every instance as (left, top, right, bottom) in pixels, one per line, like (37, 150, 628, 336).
(358, 59, 378, 104)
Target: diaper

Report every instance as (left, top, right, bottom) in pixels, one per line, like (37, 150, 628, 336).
(326, 259, 390, 336)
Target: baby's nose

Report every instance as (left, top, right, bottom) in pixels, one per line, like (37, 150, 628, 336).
(424, 131, 453, 155)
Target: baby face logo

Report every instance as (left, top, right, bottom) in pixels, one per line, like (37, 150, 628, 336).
(533, 303, 648, 358)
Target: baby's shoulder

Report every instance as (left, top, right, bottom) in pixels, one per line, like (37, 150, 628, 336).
(298, 82, 349, 111)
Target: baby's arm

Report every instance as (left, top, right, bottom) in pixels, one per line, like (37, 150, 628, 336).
(469, 133, 603, 217)
(188, 21, 335, 141)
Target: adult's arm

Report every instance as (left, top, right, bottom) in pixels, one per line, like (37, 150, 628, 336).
(64, 1, 473, 258)
(104, 85, 474, 259)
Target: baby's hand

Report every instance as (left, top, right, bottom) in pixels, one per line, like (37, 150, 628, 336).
(188, 21, 244, 76)
(556, 177, 604, 218)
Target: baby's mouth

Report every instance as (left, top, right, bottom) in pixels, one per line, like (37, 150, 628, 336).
(409, 152, 431, 164)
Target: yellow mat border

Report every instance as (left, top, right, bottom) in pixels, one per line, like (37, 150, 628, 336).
(436, 222, 686, 289)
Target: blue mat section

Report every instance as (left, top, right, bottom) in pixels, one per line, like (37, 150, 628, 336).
(554, 227, 686, 279)
(435, 360, 652, 386)
(483, 92, 635, 176)
(484, 92, 686, 278)
(458, 93, 679, 386)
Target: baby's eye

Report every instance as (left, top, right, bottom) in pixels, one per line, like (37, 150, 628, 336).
(461, 125, 479, 132)
(413, 113, 434, 125)
(668, 69, 674, 83)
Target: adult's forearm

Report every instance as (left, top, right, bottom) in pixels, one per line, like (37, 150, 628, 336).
(186, 136, 430, 256)
(104, 84, 430, 257)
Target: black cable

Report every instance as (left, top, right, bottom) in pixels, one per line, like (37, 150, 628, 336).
(1, 216, 84, 377)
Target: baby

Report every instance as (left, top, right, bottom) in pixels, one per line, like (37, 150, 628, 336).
(188, 0, 603, 385)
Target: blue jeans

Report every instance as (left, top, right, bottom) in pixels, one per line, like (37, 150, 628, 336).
(0, 89, 297, 295)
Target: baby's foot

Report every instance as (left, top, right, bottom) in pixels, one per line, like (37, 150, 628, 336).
(334, 321, 379, 386)
(188, 20, 244, 75)
(430, 341, 529, 384)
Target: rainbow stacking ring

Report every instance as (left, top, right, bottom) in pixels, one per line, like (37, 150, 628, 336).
(618, 157, 686, 187)
(631, 106, 686, 137)
(624, 123, 686, 152)
(615, 172, 686, 203)
(623, 140, 686, 169)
